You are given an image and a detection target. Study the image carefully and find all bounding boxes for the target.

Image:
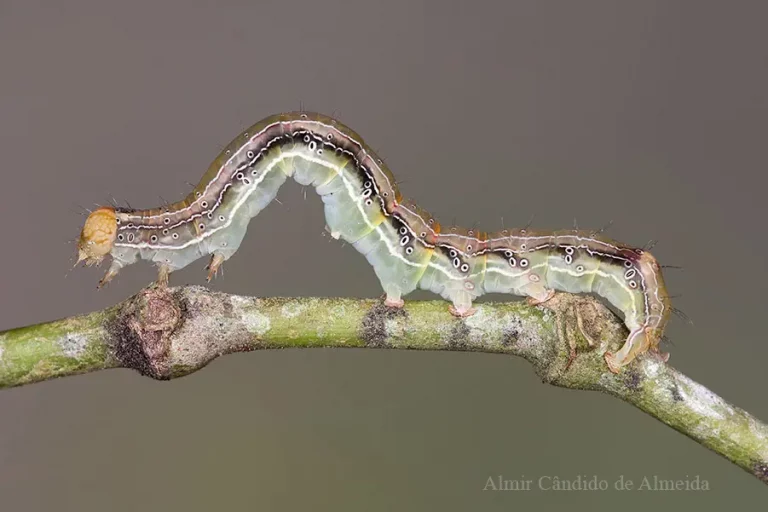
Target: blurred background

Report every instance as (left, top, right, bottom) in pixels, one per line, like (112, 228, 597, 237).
(1, 0, 767, 509)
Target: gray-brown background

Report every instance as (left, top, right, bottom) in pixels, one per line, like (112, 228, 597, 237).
(1, 0, 766, 509)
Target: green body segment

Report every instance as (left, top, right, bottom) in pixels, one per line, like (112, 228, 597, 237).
(353, 217, 433, 304)
(104, 111, 672, 371)
(315, 159, 386, 244)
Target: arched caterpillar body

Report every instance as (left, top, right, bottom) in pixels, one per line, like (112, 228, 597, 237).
(76, 112, 672, 373)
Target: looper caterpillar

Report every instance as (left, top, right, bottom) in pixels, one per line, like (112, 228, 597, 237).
(76, 112, 672, 372)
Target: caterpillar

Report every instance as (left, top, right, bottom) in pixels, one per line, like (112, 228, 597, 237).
(76, 111, 672, 373)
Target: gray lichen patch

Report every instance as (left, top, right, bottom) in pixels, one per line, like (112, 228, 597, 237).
(752, 461, 768, 484)
(57, 333, 89, 358)
(242, 311, 271, 336)
(642, 358, 663, 379)
(462, 307, 509, 349)
(383, 315, 407, 341)
(676, 373, 728, 421)
(430, 306, 518, 352)
(597, 372, 624, 395)
(229, 296, 271, 336)
(509, 313, 551, 359)
(623, 367, 642, 392)
(360, 302, 407, 348)
(329, 302, 350, 320)
(445, 320, 471, 350)
(280, 302, 307, 319)
(669, 383, 684, 402)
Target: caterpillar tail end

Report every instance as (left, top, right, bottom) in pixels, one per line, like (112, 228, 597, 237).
(604, 326, 667, 374)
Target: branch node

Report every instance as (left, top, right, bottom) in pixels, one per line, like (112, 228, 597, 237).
(109, 285, 182, 379)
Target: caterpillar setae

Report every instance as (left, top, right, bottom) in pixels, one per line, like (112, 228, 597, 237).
(76, 112, 672, 373)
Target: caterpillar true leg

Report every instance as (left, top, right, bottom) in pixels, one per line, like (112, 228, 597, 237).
(206, 253, 226, 282)
(156, 264, 171, 287)
(96, 260, 123, 289)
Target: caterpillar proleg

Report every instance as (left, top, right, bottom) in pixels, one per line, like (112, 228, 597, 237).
(76, 112, 672, 373)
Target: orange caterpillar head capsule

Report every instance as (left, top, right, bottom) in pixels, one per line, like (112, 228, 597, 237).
(77, 207, 117, 266)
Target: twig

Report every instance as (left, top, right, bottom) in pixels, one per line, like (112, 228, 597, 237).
(0, 285, 766, 484)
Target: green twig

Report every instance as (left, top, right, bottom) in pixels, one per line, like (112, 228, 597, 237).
(1, 285, 766, 484)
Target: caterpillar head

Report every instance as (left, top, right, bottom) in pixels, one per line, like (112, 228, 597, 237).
(77, 207, 117, 266)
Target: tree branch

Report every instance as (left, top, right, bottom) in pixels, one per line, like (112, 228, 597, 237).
(1, 285, 766, 484)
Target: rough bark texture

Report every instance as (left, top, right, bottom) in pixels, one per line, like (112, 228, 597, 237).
(1, 285, 766, 485)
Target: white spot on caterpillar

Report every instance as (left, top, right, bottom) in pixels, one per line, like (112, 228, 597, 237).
(281, 302, 307, 319)
(58, 333, 88, 358)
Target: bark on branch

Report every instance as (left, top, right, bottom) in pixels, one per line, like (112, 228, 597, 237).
(1, 285, 766, 484)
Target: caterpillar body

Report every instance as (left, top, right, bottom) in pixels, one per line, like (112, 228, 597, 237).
(76, 112, 672, 373)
